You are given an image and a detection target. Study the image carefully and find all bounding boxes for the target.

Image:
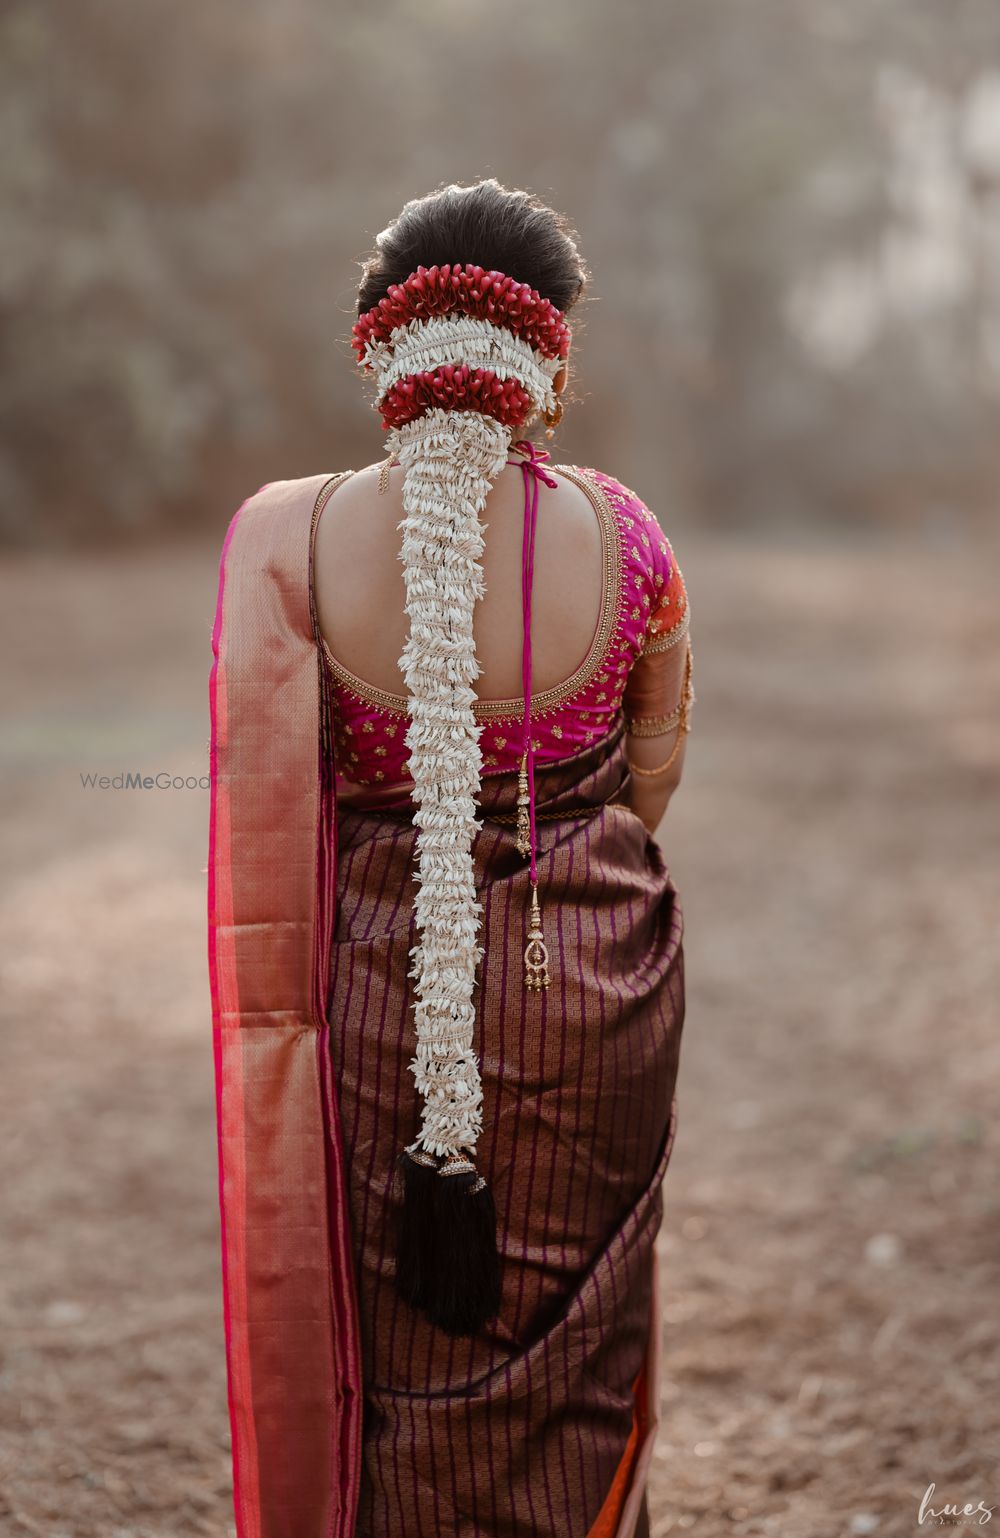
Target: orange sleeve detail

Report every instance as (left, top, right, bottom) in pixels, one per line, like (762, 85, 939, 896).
(645, 551, 688, 653)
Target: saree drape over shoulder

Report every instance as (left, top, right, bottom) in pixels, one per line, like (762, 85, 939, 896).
(208, 470, 686, 1538)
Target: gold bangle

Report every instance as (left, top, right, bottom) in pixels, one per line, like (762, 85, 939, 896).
(624, 703, 684, 737)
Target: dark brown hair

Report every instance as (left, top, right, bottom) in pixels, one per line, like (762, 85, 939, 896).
(357, 178, 589, 319)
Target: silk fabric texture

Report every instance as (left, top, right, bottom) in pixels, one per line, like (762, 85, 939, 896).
(207, 471, 685, 1537)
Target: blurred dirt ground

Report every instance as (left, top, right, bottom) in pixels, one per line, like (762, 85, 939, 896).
(0, 525, 998, 1538)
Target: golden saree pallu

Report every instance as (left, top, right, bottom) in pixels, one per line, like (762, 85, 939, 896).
(208, 474, 364, 1538)
(208, 472, 686, 1538)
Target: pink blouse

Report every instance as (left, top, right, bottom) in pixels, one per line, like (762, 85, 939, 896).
(320, 464, 689, 789)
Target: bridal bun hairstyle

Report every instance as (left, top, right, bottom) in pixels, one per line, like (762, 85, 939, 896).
(357, 177, 589, 330)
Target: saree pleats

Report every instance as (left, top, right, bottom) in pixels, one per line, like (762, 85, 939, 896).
(329, 729, 684, 1538)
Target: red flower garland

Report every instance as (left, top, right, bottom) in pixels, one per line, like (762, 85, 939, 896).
(353, 263, 571, 364)
(379, 365, 535, 430)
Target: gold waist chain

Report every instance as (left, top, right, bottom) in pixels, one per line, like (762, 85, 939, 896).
(483, 803, 607, 825)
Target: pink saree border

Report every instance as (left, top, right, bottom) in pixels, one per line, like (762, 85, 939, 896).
(208, 487, 269, 1537)
(209, 473, 365, 1538)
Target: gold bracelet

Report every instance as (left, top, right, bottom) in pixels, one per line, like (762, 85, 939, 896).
(624, 702, 684, 737)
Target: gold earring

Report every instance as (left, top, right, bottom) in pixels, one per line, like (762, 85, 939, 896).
(542, 397, 564, 439)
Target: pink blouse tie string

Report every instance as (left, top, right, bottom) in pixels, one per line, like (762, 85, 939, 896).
(508, 439, 559, 990)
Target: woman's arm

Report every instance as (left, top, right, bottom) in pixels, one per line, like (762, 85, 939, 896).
(622, 631, 694, 833)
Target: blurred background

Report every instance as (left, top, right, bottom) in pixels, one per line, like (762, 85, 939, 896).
(1, 2, 998, 1535)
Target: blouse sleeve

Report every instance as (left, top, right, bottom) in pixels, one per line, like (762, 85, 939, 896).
(622, 527, 695, 737)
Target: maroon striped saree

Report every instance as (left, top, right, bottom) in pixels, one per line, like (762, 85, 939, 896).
(208, 474, 685, 1538)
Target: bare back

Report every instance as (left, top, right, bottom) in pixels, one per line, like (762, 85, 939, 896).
(313, 458, 603, 702)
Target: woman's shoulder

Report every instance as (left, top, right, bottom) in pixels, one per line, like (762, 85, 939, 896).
(564, 463, 665, 531)
(560, 464, 680, 573)
(564, 464, 689, 657)
(231, 470, 350, 521)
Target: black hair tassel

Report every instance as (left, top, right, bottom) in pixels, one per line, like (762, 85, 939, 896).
(394, 1150, 502, 1337)
(394, 1146, 440, 1310)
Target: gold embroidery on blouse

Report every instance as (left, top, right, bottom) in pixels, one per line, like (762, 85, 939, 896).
(640, 607, 690, 657)
(317, 463, 624, 723)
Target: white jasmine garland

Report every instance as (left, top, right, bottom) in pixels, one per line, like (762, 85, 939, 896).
(387, 406, 518, 1162)
(364, 314, 560, 420)
(358, 300, 558, 1168)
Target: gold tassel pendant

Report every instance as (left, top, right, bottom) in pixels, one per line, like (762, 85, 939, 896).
(514, 749, 532, 857)
(524, 884, 550, 991)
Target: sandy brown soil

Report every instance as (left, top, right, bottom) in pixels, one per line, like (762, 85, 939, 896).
(0, 526, 997, 1538)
